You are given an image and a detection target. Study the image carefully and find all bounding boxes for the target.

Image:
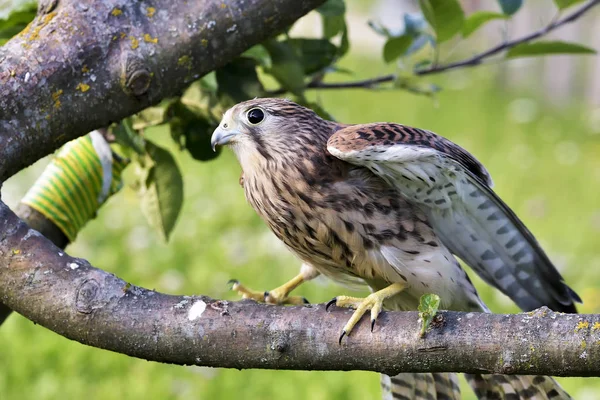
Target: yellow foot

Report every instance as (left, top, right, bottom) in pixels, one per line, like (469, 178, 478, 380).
(326, 282, 406, 344)
(228, 274, 309, 305)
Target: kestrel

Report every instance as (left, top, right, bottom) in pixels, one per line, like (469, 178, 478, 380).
(211, 98, 579, 399)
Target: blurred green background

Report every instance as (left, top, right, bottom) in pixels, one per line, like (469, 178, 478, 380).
(2, 3, 600, 400)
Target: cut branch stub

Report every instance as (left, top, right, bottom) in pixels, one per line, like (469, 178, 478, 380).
(121, 53, 152, 97)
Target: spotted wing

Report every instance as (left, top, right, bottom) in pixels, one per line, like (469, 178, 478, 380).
(327, 123, 580, 313)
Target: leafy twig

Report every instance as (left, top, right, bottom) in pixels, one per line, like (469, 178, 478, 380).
(267, 0, 599, 95)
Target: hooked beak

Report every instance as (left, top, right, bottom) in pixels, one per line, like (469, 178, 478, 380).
(210, 127, 241, 152)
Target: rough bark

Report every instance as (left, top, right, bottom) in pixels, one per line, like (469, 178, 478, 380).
(0, 204, 70, 325)
(0, 0, 326, 181)
(0, 200, 599, 377)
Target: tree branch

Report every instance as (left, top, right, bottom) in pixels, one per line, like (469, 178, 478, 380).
(267, 0, 600, 95)
(0, 199, 599, 377)
(0, 0, 326, 182)
(0, 203, 70, 325)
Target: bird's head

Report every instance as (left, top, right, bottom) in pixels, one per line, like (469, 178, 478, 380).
(211, 98, 334, 169)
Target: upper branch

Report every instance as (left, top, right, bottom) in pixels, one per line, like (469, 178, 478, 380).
(0, 199, 599, 377)
(275, 0, 600, 93)
(0, 0, 326, 182)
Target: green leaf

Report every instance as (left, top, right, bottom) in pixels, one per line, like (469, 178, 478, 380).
(317, 0, 345, 17)
(497, 0, 522, 15)
(216, 58, 264, 104)
(506, 40, 597, 59)
(418, 0, 465, 43)
(338, 24, 350, 57)
(264, 39, 306, 97)
(183, 115, 220, 162)
(462, 11, 508, 37)
(288, 38, 338, 74)
(167, 102, 220, 161)
(418, 293, 440, 337)
(383, 35, 413, 63)
(199, 71, 218, 93)
(322, 14, 345, 39)
(140, 141, 184, 242)
(553, 0, 586, 9)
(131, 98, 179, 130)
(242, 45, 272, 69)
(112, 119, 146, 155)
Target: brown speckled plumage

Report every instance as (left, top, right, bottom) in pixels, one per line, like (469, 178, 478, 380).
(212, 98, 577, 400)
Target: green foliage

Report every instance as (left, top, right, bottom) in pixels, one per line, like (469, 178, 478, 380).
(113, 119, 146, 155)
(418, 294, 441, 337)
(263, 39, 307, 96)
(418, 0, 465, 43)
(216, 57, 264, 103)
(462, 11, 508, 37)
(316, 0, 345, 17)
(554, 0, 587, 9)
(506, 40, 597, 58)
(137, 141, 184, 242)
(288, 38, 338, 75)
(383, 35, 413, 63)
(497, 0, 523, 15)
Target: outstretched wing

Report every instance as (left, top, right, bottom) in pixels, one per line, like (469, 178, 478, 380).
(327, 123, 580, 313)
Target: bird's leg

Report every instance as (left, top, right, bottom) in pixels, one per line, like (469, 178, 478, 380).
(229, 264, 319, 305)
(326, 282, 406, 343)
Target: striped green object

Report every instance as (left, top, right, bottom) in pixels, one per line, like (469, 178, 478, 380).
(22, 131, 129, 242)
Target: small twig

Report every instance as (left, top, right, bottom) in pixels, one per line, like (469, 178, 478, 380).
(267, 0, 599, 95)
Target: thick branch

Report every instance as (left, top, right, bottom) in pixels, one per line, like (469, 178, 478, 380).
(268, 0, 600, 94)
(0, 0, 325, 182)
(0, 203, 70, 325)
(0, 200, 599, 377)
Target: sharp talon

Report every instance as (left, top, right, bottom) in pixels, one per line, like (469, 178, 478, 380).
(371, 318, 376, 332)
(303, 297, 310, 304)
(338, 330, 346, 345)
(263, 291, 270, 300)
(326, 297, 337, 312)
(227, 279, 239, 286)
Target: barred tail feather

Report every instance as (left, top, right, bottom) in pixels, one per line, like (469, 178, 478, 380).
(465, 373, 571, 400)
(381, 373, 461, 400)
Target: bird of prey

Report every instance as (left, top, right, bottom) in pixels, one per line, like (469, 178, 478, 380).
(211, 98, 579, 399)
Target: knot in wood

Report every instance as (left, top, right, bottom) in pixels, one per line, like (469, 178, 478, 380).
(76, 279, 100, 314)
(122, 55, 151, 97)
(270, 333, 289, 353)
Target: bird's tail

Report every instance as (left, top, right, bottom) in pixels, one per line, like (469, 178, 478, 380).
(465, 373, 571, 400)
(381, 372, 571, 400)
(381, 372, 462, 400)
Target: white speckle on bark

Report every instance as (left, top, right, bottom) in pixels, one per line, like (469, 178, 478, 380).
(69, 262, 79, 270)
(188, 300, 207, 321)
(24, 72, 30, 83)
(227, 24, 237, 33)
(580, 350, 588, 359)
(58, 252, 64, 257)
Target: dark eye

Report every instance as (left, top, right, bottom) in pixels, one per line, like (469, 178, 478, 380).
(247, 108, 265, 125)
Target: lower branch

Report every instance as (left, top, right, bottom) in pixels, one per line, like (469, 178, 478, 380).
(0, 200, 599, 376)
(0, 203, 70, 325)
